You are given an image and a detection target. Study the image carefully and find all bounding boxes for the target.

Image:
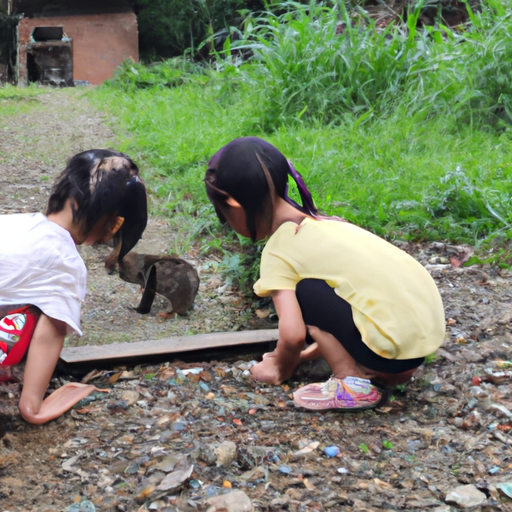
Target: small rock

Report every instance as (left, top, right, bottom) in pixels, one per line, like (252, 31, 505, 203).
(65, 500, 96, 512)
(290, 441, 320, 460)
(269, 496, 291, 509)
(205, 490, 254, 512)
(324, 446, 340, 458)
(215, 441, 237, 467)
(155, 454, 181, 473)
(189, 479, 202, 489)
(488, 403, 512, 418)
(445, 484, 486, 508)
(121, 390, 139, 406)
(149, 500, 166, 510)
(197, 443, 217, 465)
(156, 457, 194, 492)
(496, 482, 512, 499)
(172, 421, 186, 431)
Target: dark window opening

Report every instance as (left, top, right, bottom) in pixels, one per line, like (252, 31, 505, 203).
(32, 26, 64, 41)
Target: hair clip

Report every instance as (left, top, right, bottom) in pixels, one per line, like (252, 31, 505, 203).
(285, 160, 317, 216)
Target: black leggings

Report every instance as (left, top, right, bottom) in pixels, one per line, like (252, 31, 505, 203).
(295, 279, 424, 373)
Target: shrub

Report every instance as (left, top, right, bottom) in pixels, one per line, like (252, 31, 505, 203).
(135, 0, 257, 60)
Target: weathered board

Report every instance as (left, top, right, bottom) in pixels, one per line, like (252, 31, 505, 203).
(60, 329, 279, 364)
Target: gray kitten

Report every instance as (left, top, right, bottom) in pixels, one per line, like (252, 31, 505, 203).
(118, 252, 200, 315)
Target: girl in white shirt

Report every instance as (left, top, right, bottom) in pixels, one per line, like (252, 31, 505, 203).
(0, 149, 147, 424)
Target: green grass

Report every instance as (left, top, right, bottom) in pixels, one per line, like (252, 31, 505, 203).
(0, 84, 44, 118)
(91, 83, 512, 242)
(85, 0, 512, 278)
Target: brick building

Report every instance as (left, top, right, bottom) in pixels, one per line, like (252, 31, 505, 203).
(11, 0, 138, 86)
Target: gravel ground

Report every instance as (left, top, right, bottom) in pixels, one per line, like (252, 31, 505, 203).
(1, 89, 512, 512)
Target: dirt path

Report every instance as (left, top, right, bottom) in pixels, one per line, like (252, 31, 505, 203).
(1, 89, 512, 512)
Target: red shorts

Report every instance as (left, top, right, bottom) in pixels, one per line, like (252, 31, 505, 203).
(0, 305, 40, 367)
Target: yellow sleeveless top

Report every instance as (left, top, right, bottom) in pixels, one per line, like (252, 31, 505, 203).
(254, 218, 445, 360)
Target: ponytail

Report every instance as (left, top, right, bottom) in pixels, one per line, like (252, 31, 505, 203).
(285, 160, 318, 217)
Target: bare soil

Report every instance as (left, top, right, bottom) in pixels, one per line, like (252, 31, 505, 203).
(1, 89, 512, 512)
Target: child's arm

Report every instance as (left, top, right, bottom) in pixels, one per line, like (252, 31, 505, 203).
(18, 314, 106, 425)
(251, 289, 306, 384)
(18, 314, 66, 422)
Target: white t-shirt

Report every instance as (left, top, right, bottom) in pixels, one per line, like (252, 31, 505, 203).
(0, 213, 86, 335)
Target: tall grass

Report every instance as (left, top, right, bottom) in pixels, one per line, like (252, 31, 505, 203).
(91, 0, 512, 272)
(226, 1, 430, 127)
(213, 0, 512, 131)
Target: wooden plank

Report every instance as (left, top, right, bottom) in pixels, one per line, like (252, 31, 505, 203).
(60, 328, 279, 364)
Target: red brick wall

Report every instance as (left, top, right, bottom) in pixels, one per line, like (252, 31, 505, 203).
(18, 11, 138, 85)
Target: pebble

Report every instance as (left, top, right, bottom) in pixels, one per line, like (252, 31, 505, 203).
(121, 390, 139, 406)
(156, 458, 194, 492)
(290, 441, 320, 460)
(445, 484, 486, 508)
(215, 441, 238, 467)
(324, 446, 340, 458)
(189, 479, 202, 489)
(205, 489, 254, 512)
(496, 482, 512, 499)
(65, 500, 96, 512)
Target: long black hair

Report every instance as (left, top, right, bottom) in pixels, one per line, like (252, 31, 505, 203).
(205, 137, 317, 241)
(47, 149, 148, 266)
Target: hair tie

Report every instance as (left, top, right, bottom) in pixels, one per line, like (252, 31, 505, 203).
(285, 160, 317, 216)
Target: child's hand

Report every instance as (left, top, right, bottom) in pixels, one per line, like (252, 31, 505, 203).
(262, 350, 276, 360)
(251, 352, 297, 384)
(251, 358, 283, 384)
